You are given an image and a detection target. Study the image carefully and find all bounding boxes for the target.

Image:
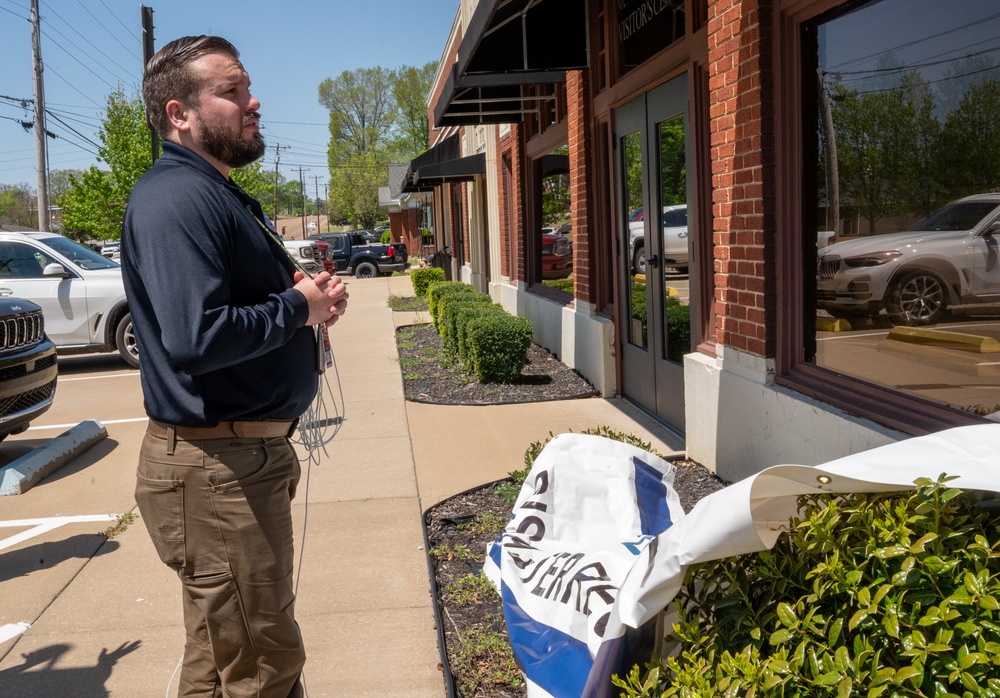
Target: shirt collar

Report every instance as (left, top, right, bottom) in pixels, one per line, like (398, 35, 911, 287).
(159, 141, 230, 185)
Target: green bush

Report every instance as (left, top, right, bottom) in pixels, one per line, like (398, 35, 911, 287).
(411, 267, 445, 297)
(542, 277, 574, 293)
(613, 475, 1000, 697)
(456, 304, 503, 370)
(380, 231, 391, 244)
(466, 313, 533, 383)
(427, 281, 476, 330)
(439, 294, 493, 357)
(665, 298, 690, 363)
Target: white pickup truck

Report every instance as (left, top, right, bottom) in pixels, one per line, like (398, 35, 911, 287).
(282, 240, 323, 274)
(628, 204, 689, 274)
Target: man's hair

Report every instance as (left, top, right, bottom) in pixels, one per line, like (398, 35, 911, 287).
(143, 35, 241, 138)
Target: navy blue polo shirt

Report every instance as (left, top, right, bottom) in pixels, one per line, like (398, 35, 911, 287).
(122, 141, 317, 427)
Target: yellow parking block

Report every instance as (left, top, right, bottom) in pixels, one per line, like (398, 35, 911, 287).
(886, 326, 1000, 353)
(816, 317, 853, 332)
(632, 274, 679, 296)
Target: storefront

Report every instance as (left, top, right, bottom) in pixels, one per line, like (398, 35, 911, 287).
(420, 0, 999, 479)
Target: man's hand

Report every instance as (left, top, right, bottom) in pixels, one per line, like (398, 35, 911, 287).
(293, 271, 349, 327)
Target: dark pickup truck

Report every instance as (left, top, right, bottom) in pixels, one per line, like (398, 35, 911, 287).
(310, 232, 409, 279)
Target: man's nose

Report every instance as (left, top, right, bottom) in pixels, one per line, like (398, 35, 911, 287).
(248, 95, 261, 112)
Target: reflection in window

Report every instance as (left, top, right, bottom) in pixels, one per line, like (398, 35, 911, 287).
(537, 146, 574, 295)
(622, 131, 647, 348)
(811, 0, 1000, 418)
(658, 115, 689, 364)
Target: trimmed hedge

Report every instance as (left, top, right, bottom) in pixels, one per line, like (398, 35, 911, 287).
(466, 313, 533, 383)
(427, 281, 477, 331)
(439, 294, 493, 356)
(456, 304, 504, 370)
(411, 267, 445, 297)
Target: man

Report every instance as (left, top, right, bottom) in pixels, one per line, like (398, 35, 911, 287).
(122, 36, 347, 697)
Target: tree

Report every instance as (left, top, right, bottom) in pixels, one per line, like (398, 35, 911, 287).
(938, 79, 1000, 197)
(318, 66, 399, 229)
(392, 62, 437, 158)
(60, 89, 152, 241)
(0, 183, 36, 228)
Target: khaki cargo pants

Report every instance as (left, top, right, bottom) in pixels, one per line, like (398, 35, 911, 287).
(135, 431, 305, 698)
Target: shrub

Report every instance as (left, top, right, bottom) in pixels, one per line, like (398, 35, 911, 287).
(411, 267, 445, 297)
(439, 294, 493, 357)
(456, 304, 503, 370)
(613, 475, 1000, 697)
(380, 231, 391, 243)
(427, 281, 476, 330)
(466, 313, 533, 383)
(665, 297, 690, 363)
(542, 277, 573, 293)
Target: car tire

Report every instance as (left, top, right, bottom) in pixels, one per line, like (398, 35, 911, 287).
(116, 312, 140, 368)
(354, 261, 378, 279)
(886, 270, 948, 326)
(632, 245, 646, 275)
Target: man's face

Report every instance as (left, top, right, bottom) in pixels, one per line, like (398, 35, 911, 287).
(187, 53, 265, 169)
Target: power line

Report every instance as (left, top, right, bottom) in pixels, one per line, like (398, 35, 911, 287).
(47, 66, 104, 108)
(76, 0, 142, 61)
(45, 110, 102, 151)
(0, 2, 28, 20)
(40, 26, 129, 89)
(44, 2, 140, 82)
(97, 0, 141, 43)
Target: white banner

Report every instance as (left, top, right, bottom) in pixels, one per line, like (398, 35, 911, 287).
(485, 425, 1000, 698)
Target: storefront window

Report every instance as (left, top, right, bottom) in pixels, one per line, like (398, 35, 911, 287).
(535, 145, 574, 295)
(810, 0, 1000, 419)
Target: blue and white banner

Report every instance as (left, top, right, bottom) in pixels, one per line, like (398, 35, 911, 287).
(484, 425, 1000, 698)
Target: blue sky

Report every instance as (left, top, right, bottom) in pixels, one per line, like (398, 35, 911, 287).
(0, 0, 458, 188)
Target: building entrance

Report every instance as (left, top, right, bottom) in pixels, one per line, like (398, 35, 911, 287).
(615, 75, 691, 430)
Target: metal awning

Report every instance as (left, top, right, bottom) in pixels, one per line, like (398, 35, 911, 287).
(434, 0, 589, 127)
(401, 134, 487, 193)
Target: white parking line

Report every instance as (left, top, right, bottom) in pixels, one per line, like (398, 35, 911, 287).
(27, 417, 148, 431)
(59, 373, 140, 382)
(0, 514, 119, 552)
(0, 622, 31, 643)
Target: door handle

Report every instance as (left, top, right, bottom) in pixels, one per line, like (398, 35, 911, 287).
(647, 254, 660, 269)
(0, 288, 13, 297)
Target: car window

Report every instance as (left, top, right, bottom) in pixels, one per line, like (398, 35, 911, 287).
(0, 241, 46, 278)
(910, 202, 1000, 232)
(41, 236, 120, 270)
(662, 208, 687, 227)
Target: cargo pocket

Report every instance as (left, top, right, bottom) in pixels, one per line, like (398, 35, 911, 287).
(206, 440, 269, 494)
(135, 473, 185, 571)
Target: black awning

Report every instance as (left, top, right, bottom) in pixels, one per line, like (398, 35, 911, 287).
(433, 0, 589, 127)
(401, 134, 487, 193)
(460, 0, 588, 75)
(434, 65, 566, 127)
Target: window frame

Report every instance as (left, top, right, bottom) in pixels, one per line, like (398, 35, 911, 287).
(772, 0, 985, 436)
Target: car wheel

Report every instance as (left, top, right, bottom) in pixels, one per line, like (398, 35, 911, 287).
(632, 245, 646, 275)
(116, 312, 140, 368)
(886, 271, 948, 326)
(354, 261, 377, 279)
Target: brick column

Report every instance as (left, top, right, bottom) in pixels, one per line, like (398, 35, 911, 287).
(567, 70, 593, 304)
(708, 0, 774, 356)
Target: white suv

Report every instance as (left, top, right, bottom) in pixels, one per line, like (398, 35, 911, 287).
(817, 194, 1000, 325)
(629, 204, 689, 273)
(0, 232, 138, 367)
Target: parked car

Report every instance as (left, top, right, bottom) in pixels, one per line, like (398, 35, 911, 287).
(817, 194, 1000, 325)
(0, 297, 58, 441)
(282, 239, 323, 275)
(311, 231, 408, 278)
(628, 204, 688, 273)
(542, 230, 573, 279)
(101, 241, 121, 261)
(0, 231, 137, 367)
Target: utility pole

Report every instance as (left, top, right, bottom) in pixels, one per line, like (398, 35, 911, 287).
(141, 6, 158, 164)
(295, 167, 309, 238)
(272, 143, 289, 222)
(311, 175, 323, 234)
(30, 0, 50, 231)
(324, 183, 329, 231)
(818, 66, 839, 237)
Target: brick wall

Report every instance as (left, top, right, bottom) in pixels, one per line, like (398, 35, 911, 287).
(496, 125, 524, 281)
(567, 70, 592, 304)
(391, 208, 423, 260)
(707, 0, 775, 356)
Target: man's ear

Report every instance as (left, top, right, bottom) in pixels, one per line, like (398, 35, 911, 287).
(165, 99, 191, 134)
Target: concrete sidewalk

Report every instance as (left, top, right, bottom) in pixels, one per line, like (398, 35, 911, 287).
(0, 274, 684, 697)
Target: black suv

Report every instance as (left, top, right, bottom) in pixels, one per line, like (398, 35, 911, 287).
(0, 298, 58, 441)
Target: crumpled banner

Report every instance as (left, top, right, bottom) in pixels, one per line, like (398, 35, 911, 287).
(484, 424, 1000, 698)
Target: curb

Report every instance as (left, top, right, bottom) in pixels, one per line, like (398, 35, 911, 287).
(0, 420, 108, 496)
(886, 326, 1000, 352)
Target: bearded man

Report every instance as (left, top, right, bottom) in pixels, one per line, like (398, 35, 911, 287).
(121, 35, 347, 698)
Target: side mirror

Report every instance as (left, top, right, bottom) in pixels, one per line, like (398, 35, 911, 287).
(986, 221, 1000, 238)
(42, 263, 71, 278)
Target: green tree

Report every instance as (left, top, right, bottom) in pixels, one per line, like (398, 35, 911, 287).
(60, 89, 152, 241)
(319, 67, 397, 229)
(0, 183, 36, 228)
(392, 62, 437, 158)
(48, 169, 84, 204)
(938, 79, 1000, 197)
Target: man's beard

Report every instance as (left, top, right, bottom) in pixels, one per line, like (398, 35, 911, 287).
(198, 112, 266, 169)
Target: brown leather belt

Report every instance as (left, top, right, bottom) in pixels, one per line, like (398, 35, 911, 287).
(147, 418, 297, 441)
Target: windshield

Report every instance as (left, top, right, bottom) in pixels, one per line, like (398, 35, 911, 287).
(911, 202, 1000, 232)
(41, 236, 120, 270)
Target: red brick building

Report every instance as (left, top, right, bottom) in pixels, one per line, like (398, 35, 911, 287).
(402, 0, 998, 479)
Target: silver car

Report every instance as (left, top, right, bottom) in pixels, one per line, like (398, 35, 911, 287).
(0, 232, 138, 366)
(817, 194, 1000, 325)
(629, 204, 689, 274)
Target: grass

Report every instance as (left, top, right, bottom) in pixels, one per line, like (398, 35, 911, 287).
(102, 512, 136, 539)
(458, 511, 507, 538)
(388, 294, 429, 312)
(445, 572, 498, 607)
(453, 616, 525, 695)
(429, 543, 479, 562)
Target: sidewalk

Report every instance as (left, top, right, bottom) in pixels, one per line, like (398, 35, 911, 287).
(0, 274, 684, 697)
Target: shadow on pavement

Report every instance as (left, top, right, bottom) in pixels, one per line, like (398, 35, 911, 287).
(0, 640, 141, 697)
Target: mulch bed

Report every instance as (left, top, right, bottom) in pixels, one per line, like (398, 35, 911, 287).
(397, 320, 728, 697)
